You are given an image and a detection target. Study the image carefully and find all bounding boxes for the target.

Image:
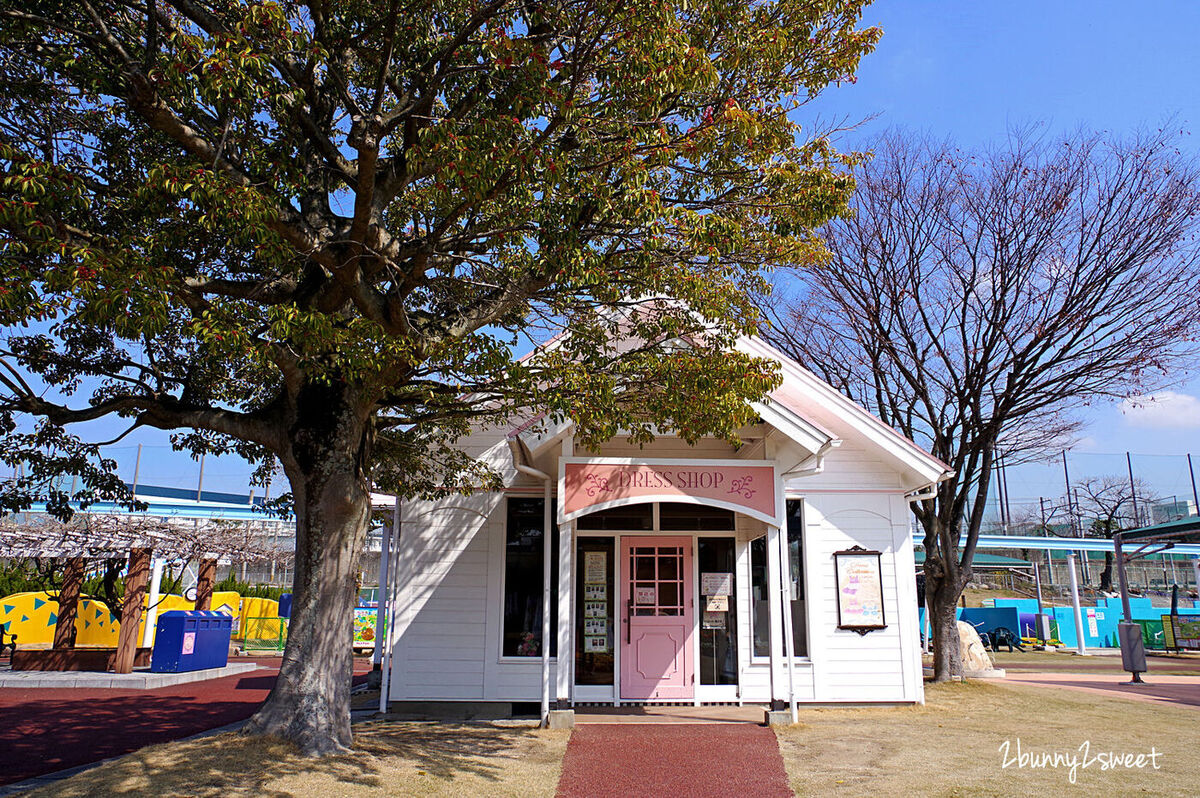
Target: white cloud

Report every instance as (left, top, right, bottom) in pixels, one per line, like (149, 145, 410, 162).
(1120, 391, 1200, 430)
(1072, 435, 1099, 452)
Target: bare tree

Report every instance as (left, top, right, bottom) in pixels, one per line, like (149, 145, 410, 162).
(765, 128, 1200, 680)
(1072, 475, 1158, 592)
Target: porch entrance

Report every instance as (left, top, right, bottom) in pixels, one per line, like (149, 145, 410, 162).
(620, 536, 694, 700)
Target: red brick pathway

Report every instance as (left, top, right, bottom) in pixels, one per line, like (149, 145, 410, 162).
(556, 724, 792, 798)
(0, 656, 372, 786)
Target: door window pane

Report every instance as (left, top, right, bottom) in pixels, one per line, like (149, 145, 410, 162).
(575, 538, 614, 685)
(502, 498, 558, 657)
(750, 500, 807, 658)
(657, 581, 679, 611)
(698, 537, 738, 684)
(751, 536, 770, 658)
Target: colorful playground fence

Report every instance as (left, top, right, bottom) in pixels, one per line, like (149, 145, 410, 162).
(241, 615, 288, 651)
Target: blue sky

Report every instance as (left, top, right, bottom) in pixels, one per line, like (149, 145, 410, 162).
(796, 1, 1200, 508)
(23, 2, 1200, 500)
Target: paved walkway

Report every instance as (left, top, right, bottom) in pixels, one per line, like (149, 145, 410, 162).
(557, 724, 791, 798)
(0, 661, 259, 689)
(1004, 671, 1200, 710)
(0, 656, 372, 787)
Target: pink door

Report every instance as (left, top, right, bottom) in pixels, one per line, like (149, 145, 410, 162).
(620, 537, 694, 700)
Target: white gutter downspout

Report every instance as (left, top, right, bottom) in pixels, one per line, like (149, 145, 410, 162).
(781, 438, 842, 478)
(777, 437, 839, 724)
(508, 437, 553, 728)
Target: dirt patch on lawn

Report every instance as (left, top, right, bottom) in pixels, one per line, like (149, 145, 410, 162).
(778, 680, 1195, 797)
(22, 721, 569, 798)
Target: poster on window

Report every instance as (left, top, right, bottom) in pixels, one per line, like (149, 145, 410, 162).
(834, 548, 886, 633)
(584, 618, 608, 636)
(702, 611, 726, 630)
(584, 635, 608, 653)
(635, 586, 656, 605)
(705, 595, 729, 613)
(584, 551, 607, 583)
(584, 601, 606, 618)
(701, 572, 733, 596)
(584, 583, 607, 601)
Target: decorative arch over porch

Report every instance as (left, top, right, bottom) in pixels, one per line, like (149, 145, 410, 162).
(558, 457, 783, 528)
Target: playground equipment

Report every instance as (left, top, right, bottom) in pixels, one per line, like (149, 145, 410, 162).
(0, 590, 243, 648)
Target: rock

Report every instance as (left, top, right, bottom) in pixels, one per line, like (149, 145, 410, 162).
(957, 620, 995, 674)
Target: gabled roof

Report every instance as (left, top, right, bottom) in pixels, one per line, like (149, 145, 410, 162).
(503, 329, 952, 491)
(737, 336, 953, 488)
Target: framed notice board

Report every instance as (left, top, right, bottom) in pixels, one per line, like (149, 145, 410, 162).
(834, 546, 886, 634)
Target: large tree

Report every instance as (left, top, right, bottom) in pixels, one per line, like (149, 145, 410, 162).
(765, 129, 1200, 681)
(0, 0, 878, 751)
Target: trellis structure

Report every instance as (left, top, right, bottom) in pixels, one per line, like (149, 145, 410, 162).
(0, 512, 290, 673)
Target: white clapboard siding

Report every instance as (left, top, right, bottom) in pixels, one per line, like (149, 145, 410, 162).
(797, 493, 918, 703)
(388, 385, 930, 705)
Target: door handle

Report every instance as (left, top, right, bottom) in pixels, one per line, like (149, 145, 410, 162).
(625, 598, 631, 645)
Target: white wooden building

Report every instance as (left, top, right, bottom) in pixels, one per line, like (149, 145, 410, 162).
(380, 336, 950, 717)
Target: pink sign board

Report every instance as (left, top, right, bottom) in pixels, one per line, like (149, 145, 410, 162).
(182, 631, 196, 655)
(562, 461, 777, 524)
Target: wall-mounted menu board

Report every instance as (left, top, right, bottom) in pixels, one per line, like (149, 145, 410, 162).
(834, 547, 886, 634)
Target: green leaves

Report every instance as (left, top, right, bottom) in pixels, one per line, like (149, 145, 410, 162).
(0, 0, 878, 499)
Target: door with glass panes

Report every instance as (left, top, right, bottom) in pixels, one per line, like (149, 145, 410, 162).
(620, 536, 694, 700)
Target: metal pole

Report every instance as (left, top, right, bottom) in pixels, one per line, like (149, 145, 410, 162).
(995, 448, 1007, 531)
(1000, 451, 1013, 532)
(541, 477, 552, 726)
(196, 452, 206, 501)
(1074, 488, 1090, 584)
(923, 598, 931, 655)
(1034, 561, 1044, 614)
(1188, 454, 1199, 514)
(1126, 452, 1139, 527)
(131, 443, 142, 498)
(1062, 451, 1074, 534)
(778, 523, 798, 724)
(380, 496, 402, 715)
(373, 510, 391, 669)
(1066, 553, 1088, 655)
(1115, 535, 1133, 621)
(1114, 533, 1147, 683)
(1040, 498, 1055, 586)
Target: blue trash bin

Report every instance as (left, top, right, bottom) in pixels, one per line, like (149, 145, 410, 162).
(151, 611, 233, 673)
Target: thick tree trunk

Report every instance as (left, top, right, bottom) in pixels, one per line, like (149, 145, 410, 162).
(1099, 551, 1114, 593)
(242, 381, 373, 755)
(922, 512, 970, 683)
(927, 575, 964, 682)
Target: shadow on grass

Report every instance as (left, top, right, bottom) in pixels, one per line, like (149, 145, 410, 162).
(27, 721, 550, 798)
